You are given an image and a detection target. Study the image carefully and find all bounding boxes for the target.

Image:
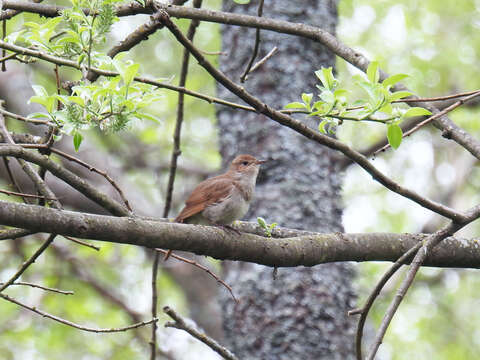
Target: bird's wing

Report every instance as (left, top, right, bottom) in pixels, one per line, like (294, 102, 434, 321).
(175, 175, 234, 222)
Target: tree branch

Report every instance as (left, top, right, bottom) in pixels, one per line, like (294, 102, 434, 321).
(366, 203, 480, 359)
(0, 145, 129, 216)
(1, 201, 480, 269)
(0, 292, 157, 333)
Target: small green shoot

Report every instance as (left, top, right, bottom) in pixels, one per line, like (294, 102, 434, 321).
(257, 217, 278, 238)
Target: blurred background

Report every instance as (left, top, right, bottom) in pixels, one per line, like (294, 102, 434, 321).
(0, 0, 479, 359)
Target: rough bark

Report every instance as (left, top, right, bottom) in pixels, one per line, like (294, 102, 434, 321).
(2, 201, 480, 268)
(216, 1, 356, 359)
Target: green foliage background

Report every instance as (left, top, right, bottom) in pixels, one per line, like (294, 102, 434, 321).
(339, 1, 480, 359)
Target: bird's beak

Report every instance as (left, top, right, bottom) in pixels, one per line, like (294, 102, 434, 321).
(256, 159, 267, 165)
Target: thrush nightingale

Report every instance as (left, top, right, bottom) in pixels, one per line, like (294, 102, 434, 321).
(164, 154, 265, 259)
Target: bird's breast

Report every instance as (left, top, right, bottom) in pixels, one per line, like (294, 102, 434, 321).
(202, 188, 250, 225)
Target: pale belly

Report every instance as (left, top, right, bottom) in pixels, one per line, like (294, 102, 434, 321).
(202, 191, 250, 225)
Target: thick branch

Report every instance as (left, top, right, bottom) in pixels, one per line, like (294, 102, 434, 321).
(1, 201, 480, 269)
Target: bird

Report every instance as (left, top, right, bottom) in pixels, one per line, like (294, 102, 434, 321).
(164, 154, 266, 260)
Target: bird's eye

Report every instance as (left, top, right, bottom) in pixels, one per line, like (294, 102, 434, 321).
(242, 161, 249, 166)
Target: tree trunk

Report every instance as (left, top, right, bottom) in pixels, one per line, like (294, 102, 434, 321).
(216, 1, 356, 359)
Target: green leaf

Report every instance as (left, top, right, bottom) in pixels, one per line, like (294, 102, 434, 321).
(29, 94, 56, 114)
(67, 96, 85, 107)
(73, 132, 83, 152)
(77, 53, 86, 66)
(389, 91, 413, 102)
(382, 74, 409, 88)
(366, 61, 379, 83)
(23, 22, 40, 30)
(379, 103, 393, 115)
(28, 112, 51, 119)
(387, 124, 403, 149)
(112, 54, 128, 81)
(318, 120, 328, 133)
(312, 101, 325, 111)
(315, 67, 335, 91)
(31, 85, 48, 97)
(301, 93, 313, 111)
(355, 80, 379, 103)
(123, 63, 139, 85)
(334, 89, 349, 99)
(319, 90, 335, 103)
(6, 29, 26, 43)
(403, 107, 432, 118)
(257, 217, 267, 229)
(136, 112, 162, 124)
(233, 0, 251, 3)
(284, 102, 306, 109)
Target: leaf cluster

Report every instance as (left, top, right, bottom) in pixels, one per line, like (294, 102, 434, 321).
(6, 0, 163, 151)
(28, 53, 162, 151)
(285, 62, 431, 149)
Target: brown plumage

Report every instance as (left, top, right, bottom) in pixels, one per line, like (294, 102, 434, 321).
(165, 154, 265, 260)
(174, 176, 235, 223)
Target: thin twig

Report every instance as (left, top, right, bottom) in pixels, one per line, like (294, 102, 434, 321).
(0, 188, 57, 200)
(199, 49, 227, 56)
(41, 64, 62, 148)
(164, 306, 239, 360)
(0, 292, 157, 332)
(0, 52, 17, 63)
(0, 281, 74, 295)
(0, 233, 56, 293)
(0, 228, 34, 240)
(240, 0, 264, 82)
(47, 147, 132, 212)
(366, 204, 480, 360)
(150, 251, 160, 360)
(0, 107, 50, 125)
(374, 90, 480, 155)
(0, 111, 60, 207)
(248, 46, 277, 74)
(393, 89, 480, 104)
(349, 242, 422, 360)
(0, 144, 129, 216)
(2, 157, 30, 203)
(156, 248, 237, 303)
(0, 109, 60, 210)
(63, 235, 101, 251)
(2, 18, 6, 72)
